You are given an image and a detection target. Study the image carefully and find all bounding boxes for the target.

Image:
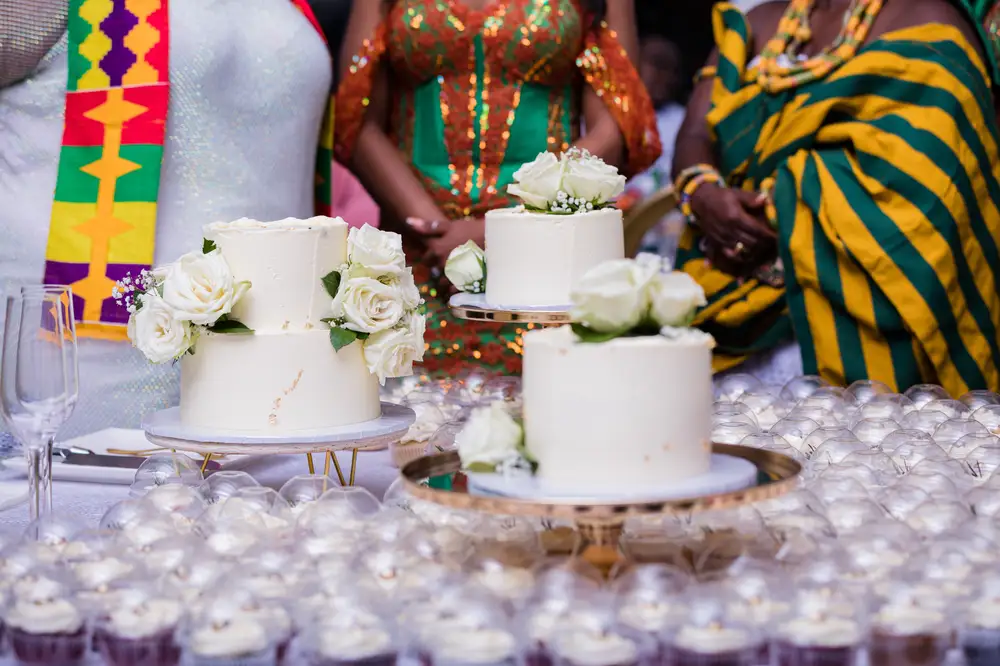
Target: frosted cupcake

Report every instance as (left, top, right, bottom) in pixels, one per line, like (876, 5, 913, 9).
(869, 599, 950, 666)
(300, 605, 398, 666)
(423, 627, 520, 666)
(94, 589, 184, 666)
(185, 615, 277, 666)
(548, 624, 652, 666)
(72, 555, 136, 614)
(773, 615, 866, 666)
(663, 595, 764, 666)
(4, 577, 87, 665)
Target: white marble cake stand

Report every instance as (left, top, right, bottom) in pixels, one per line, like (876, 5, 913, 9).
(142, 402, 414, 485)
(449, 293, 572, 325)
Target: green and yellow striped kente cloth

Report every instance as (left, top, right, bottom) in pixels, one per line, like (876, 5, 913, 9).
(679, 2, 1000, 396)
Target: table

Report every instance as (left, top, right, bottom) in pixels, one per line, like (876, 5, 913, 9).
(0, 443, 402, 531)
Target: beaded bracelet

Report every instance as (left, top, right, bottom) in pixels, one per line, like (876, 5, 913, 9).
(676, 166, 725, 225)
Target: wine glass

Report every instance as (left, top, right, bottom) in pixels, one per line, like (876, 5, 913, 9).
(0, 286, 79, 520)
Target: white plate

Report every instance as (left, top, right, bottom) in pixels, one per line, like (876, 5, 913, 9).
(4, 429, 183, 485)
(449, 293, 572, 312)
(467, 453, 758, 503)
(142, 403, 415, 455)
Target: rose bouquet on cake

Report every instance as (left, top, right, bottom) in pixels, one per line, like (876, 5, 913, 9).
(455, 254, 710, 475)
(114, 239, 251, 363)
(320, 225, 427, 383)
(444, 148, 627, 295)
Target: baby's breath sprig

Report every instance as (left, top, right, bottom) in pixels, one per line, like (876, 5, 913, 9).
(112, 269, 158, 314)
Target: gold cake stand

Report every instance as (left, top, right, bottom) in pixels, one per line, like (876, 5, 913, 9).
(401, 444, 801, 572)
(448, 294, 572, 325)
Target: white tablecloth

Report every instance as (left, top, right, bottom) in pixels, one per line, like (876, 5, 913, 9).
(0, 443, 403, 532)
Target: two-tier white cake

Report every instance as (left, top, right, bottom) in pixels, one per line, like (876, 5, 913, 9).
(122, 216, 424, 435)
(180, 218, 381, 433)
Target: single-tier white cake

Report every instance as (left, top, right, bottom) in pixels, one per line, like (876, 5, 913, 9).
(484, 207, 623, 307)
(522, 325, 714, 491)
(180, 217, 381, 433)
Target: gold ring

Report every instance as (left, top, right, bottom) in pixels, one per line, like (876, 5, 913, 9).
(734, 241, 747, 256)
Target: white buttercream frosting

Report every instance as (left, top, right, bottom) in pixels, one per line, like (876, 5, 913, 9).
(659, 326, 716, 347)
(204, 216, 344, 232)
(967, 598, 1000, 629)
(673, 625, 756, 653)
(777, 617, 863, 646)
(433, 628, 517, 663)
(474, 567, 536, 601)
(619, 601, 678, 633)
(6, 597, 83, 635)
(555, 631, 639, 666)
(874, 605, 947, 635)
(190, 617, 271, 657)
(319, 627, 393, 659)
(107, 599, 183, 639)
(401, 403, 447, 446)
(74, 557, 134, 589)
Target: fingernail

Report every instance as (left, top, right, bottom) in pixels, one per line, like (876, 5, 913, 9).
(405, 217, 422, 226)
(756, 193, 768, 203)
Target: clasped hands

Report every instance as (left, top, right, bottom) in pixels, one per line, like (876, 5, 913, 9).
(689, 183, 778, 277)
(406, 216, 485, 269)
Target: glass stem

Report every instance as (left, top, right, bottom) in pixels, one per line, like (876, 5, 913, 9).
(26, 439, 53, 521)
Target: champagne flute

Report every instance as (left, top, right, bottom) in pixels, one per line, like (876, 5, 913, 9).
(0, 286, 79, 519)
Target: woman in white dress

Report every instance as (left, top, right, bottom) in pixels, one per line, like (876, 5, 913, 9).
(0, 0, 335, 437)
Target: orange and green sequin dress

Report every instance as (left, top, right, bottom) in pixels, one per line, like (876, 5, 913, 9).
(335, 0, 660, 375)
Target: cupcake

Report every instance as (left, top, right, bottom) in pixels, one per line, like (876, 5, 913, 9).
(304, 624, 398, 666)
(94, 591, 184, 666)
(185, 616, 277, 666)
(423, 627, 520, 666)
(869, 602, 950, 666)
(4, 578, 87, 666)
(548, 625, 650, 666)
(773, 615, 865, 666)
(666, 622, 763, 666)
(72, 555, 136, 614)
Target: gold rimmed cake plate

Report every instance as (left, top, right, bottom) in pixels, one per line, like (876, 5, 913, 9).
(449, 293, 572, 325)
(400, 445, 801, 570)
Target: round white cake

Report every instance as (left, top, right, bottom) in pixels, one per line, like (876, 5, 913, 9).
(522, 325, 713, 491)
(179, 217, 381, 433)
(484, 207, 623, 307)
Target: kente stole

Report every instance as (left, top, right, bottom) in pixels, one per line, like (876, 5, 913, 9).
(45, 0, 334, 341)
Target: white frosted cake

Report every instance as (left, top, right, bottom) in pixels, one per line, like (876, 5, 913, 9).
(445, 149, 625, 307)
(180, 218, 381, 433)
(454, 254, 715, 494)
(120, 217, 425, 434)
(484, 207, 623, 306)
(523, 325, 713, 490)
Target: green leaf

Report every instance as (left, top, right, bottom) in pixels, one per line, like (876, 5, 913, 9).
(464, 462, 498, 474)
(202, 238, 217, 254)
(570, 323, 621, 344)
(321, 271, 342, 299)
(320, 318, 337, 324)
(329, 326, 358, 351)
(355, 332, 370, 341)
(207, 319, 254, 334)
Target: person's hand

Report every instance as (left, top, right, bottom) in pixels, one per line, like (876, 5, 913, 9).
(689, 184, 777, 276)
(416, 217, 486, 268)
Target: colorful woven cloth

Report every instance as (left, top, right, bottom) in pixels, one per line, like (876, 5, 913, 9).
(677, 3, 1000, 396)
(45, 0, 332, 340)
(335, 0, 660, 375)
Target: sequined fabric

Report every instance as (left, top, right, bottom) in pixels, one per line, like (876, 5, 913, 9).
(0, 0, 68, 87)
(336, 0, 661, 376)
(0, 0, 332, 437)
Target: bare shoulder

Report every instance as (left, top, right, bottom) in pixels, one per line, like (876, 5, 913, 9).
(876, 0, 986, 61)
(743, 1, 790, 57)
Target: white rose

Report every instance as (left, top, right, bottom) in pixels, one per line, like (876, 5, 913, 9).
(129, 292, 196, 363)
(160, 251, 248, 326)
(347, 224, 406, 276)
(649, 272, 707, 328)
(561, 152, 626, 204)
(396, 268, 422, 311)
(455, 403, 523, 470)
(444, 241, 486, 293)
(331, 276, 405, 333)
(570, 258, 659, 333)
(363, 325, 421, 384)
(507, 152, 566, 210)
